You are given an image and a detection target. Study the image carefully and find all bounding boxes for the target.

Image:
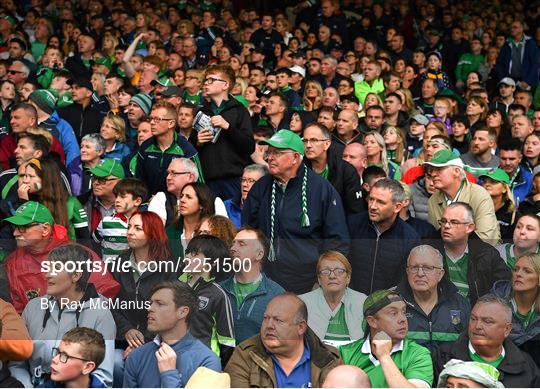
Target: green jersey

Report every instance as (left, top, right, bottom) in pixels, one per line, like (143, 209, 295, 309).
(469, 342, 504, 368)
(445, 249, 470, 298)
(324, 303, 350, 342)
(339, 337, 433, 388)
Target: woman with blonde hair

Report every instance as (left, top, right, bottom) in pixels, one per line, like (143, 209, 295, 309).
(364, 131, 401, 180)
(358, 92, 383, 119)
(480, 168, 516, 241)
(492, 251, 540, 363)
(100, 113, 132, 162)
(299, 251, 367, 347)
(383, 126, 406, 165)
(303, 79, 323, 112)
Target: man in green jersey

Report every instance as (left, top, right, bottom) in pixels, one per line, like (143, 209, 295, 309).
(339, 290, 433, 388)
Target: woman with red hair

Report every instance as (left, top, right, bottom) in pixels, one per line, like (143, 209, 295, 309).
(109, 211, 177, 386)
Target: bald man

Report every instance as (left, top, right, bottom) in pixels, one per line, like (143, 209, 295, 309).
(323, 365, 372, 388)
(334, 109, 362, 146)
(342, 143, 367, 179)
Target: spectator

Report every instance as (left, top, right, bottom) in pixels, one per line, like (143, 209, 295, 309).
(224, 164, 267, 229)
(300, 251, 367, 346)
(479, 168, 517, 241)
(364, 131, 401, 180)
(511, 115, 534, 142)
(304, 123, 364, 213)
(395, 245, 470, 351)
(80, 134, 105, 195)
(339, 289, 434, 388)
(99, 113, 131, 162)
(225, 293, 341, 388)
(28, 89, 82, 194)
(334, 109, 363, 147)
(437, 359, 505, 388)
(0, 298, 33, 361)
(496, 20, 539, 90)
(342, 143, 368, 180)
(110, 211, 178, 385)
(41, 328, 107, 388)
(460, 128, 500, 177)
(499, 138, 533, 205)
(433, 294, 540, 387)
(9, 244, 116, 387)
(242, 130, 349, 293)
(348, 178, 420, 294)
(7, 60, 30, 90)
(492, 253, 540, 366)
(58, 76, 108, 143)
(497, 214, 540, 271)
(18, 157, 89, 240)
(425, 150, 501, 244)
(322, 365, 371, 388)
(3, 201, 119, 312)
(220, 227, 285, 343)
(123, 281, 221, 387)
(354, 60, 384, 105)
(196, 65, 255, 200)
(432, 202, 510, 305)
(135, 101, 200, 195)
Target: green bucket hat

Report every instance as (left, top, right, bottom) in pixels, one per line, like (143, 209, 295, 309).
(89, 158, 125, 178)
(4, 201, 54, 226)
(479, 168, 510, 185)
(259, 129, 304, 156)
(91, 56, 113, 70)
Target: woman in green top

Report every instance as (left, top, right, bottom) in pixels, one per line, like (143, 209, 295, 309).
(364, 131, 402, 180)
(492, 253, 540, 366)
(497, 214, 540, 270)
(383, 126, 406, 166)
(18, 157, 89, 240)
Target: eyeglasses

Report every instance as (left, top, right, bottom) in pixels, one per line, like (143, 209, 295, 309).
(8, 69, 24, 75)
(15, 223, 42, 233)
(149, 116, 175, 123)
(407, 265, 442, 275)
(438, 218, 471, 228)
(52, 347, 90, 364)
(204, 77, 227, 84)
(302, 138, 329, 145)
(167, 171, 191, 177)
(92, 176, 119, 185)
(241, 178, 258, 185)
(264, 150, 296, 159)
(318, 268, 347, 277)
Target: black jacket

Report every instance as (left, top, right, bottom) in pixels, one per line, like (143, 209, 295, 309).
(305, 147, 365, 214)
(197, 96, 255, 181)
(57, 98, 108, 142)
(396, 276, 470, 352)
(348, 212, 421, 294)
(110, 250, 179, 346)
(433, 334, 540, 388)
(430, 232, 511, 305)
(65, 55, 92, 79)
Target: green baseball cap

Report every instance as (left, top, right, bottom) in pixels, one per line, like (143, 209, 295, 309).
(259, 129, 305, 156)
(424, 150, 464, 168)
(363, 289, 404, 317)
(479, 168, 510, 185)
(89, 158, 125, 178)
(4, 201, 54, 226)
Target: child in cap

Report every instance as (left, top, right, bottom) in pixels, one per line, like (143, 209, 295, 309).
(92, 176, 148, 262)
(40, 327, 106, 388)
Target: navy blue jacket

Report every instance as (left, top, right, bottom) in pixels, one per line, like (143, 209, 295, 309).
(224, 195, 242, 229)
(220, 273, 285, 344)
(242, 164, 350, 293)
(496, 36, 540, 87)
(348, 212, 421, 294)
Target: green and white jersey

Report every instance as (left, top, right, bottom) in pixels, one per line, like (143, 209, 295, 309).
(324, 303, 350, 344)
(339, 337, 433, 388)
(469, 342, 505, 368)
(93, 212, 129, 262)
(444, 246, 470, 298)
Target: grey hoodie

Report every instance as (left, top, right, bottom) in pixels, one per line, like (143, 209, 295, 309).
(9, 285, 116, 387)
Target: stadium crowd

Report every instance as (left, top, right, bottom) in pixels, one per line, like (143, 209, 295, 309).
(0, 0, 540, 387)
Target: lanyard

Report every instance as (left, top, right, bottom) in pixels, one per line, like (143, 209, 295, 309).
(445, 180, 466, 206)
